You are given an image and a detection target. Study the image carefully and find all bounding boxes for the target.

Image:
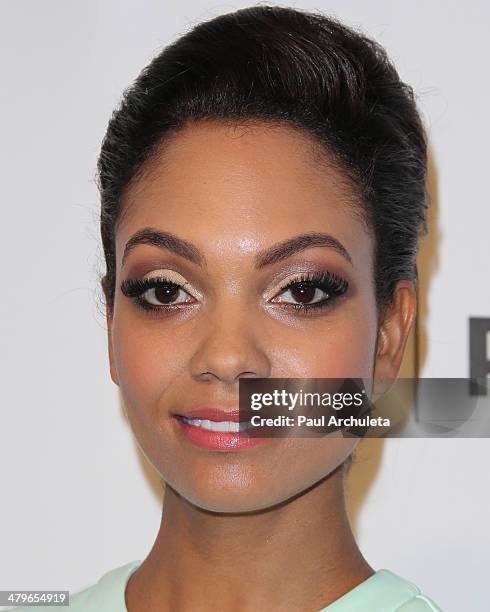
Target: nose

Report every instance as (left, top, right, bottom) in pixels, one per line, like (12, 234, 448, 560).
(189, 305, 272, 384)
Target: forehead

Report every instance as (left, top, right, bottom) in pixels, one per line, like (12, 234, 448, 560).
(116, 119, 371, 268)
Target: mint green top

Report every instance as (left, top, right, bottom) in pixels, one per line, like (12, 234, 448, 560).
(7, 561, 443, 611)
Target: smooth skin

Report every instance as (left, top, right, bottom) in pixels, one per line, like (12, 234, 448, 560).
(103, 119, 417, 611)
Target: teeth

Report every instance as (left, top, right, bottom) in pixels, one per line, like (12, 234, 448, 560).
(181, 417, 252, 432)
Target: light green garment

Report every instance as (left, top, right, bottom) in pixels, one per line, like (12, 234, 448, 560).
(7, 560, 443, 611)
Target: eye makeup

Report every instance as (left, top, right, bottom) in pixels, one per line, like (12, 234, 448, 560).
(265, 270, 349, 315)
(119, 268, 349, 317)
(120, 269, 200, 315)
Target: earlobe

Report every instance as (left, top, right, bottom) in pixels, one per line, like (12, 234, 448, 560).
(373, 281, 417, 395)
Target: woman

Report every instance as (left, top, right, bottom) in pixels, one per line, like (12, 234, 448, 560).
(10, 5, 442, 611)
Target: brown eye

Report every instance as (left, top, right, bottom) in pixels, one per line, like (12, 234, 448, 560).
(144, 283, 193, 307)
(153, 283, 181, 304)
(288, 284, 323, 304)
(120, 276, 197, 312)
(268, 271, 348, 313)
(273, 283, 330, 306)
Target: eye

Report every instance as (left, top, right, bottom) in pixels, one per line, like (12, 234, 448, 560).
(276, 284, 327, 305)
(269, 271, 348, 312)
(120, 274, 198, 313)
(144, 281, 192, 306)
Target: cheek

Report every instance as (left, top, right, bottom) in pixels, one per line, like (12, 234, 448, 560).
(110, 312, 195, 476)
(323, 317, 376, 376)
(269, 310, 378, 378)
(112, 314, 190, 404)
(110, 312, 197, 460)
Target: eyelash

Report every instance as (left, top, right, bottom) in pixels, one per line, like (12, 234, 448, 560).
(119, 271, 349, 317)
(275, 271, 349, 314)
(120, 276, 194, 316)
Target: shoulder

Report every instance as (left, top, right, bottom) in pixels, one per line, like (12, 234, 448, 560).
(380, 570, 443, 612)
(5, 560, 142, 612)
(324, 568, 443, 611)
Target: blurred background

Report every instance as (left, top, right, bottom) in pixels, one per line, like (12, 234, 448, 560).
(1, 2, 489, 610)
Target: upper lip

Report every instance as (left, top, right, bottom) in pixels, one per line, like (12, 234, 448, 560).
(174, 407, 242, 422)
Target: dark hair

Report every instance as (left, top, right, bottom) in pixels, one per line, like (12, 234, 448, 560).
(97, 5, 428, 317)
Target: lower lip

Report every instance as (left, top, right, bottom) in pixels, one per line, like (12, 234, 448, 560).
(174, 417, 272, 451)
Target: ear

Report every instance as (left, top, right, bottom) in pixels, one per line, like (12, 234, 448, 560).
(373, 280, 417, 395)
(101, 276, 119, 387)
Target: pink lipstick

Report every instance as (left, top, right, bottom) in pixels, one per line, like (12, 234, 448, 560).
(173, 407, 271, 451)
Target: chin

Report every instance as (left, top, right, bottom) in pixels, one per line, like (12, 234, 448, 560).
(181, 491, 289, 514)
(170, 473, 295, 514)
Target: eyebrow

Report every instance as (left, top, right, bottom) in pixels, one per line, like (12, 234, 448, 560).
(122, 228, 204, 267)
(255, 231, 353, 268)
(121, 227, 353, 268)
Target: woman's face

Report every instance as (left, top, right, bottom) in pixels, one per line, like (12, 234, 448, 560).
(107, 120, 380, 512)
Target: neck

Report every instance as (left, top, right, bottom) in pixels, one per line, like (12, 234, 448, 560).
(125, 466, 374, 611)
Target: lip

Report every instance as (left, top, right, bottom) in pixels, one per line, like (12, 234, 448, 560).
(172, 406, 272, 451)
(174, 407, 241, 422)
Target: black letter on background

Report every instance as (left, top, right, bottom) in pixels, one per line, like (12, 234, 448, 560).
(469, 317, 490, 396)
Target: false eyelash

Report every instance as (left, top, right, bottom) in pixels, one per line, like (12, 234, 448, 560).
(275, 270, 349, 314)
(120, 276, 191, 315)
(120, 270, 349, 317)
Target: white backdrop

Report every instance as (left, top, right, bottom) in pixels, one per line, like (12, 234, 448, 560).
(1, 2, 489, 611)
